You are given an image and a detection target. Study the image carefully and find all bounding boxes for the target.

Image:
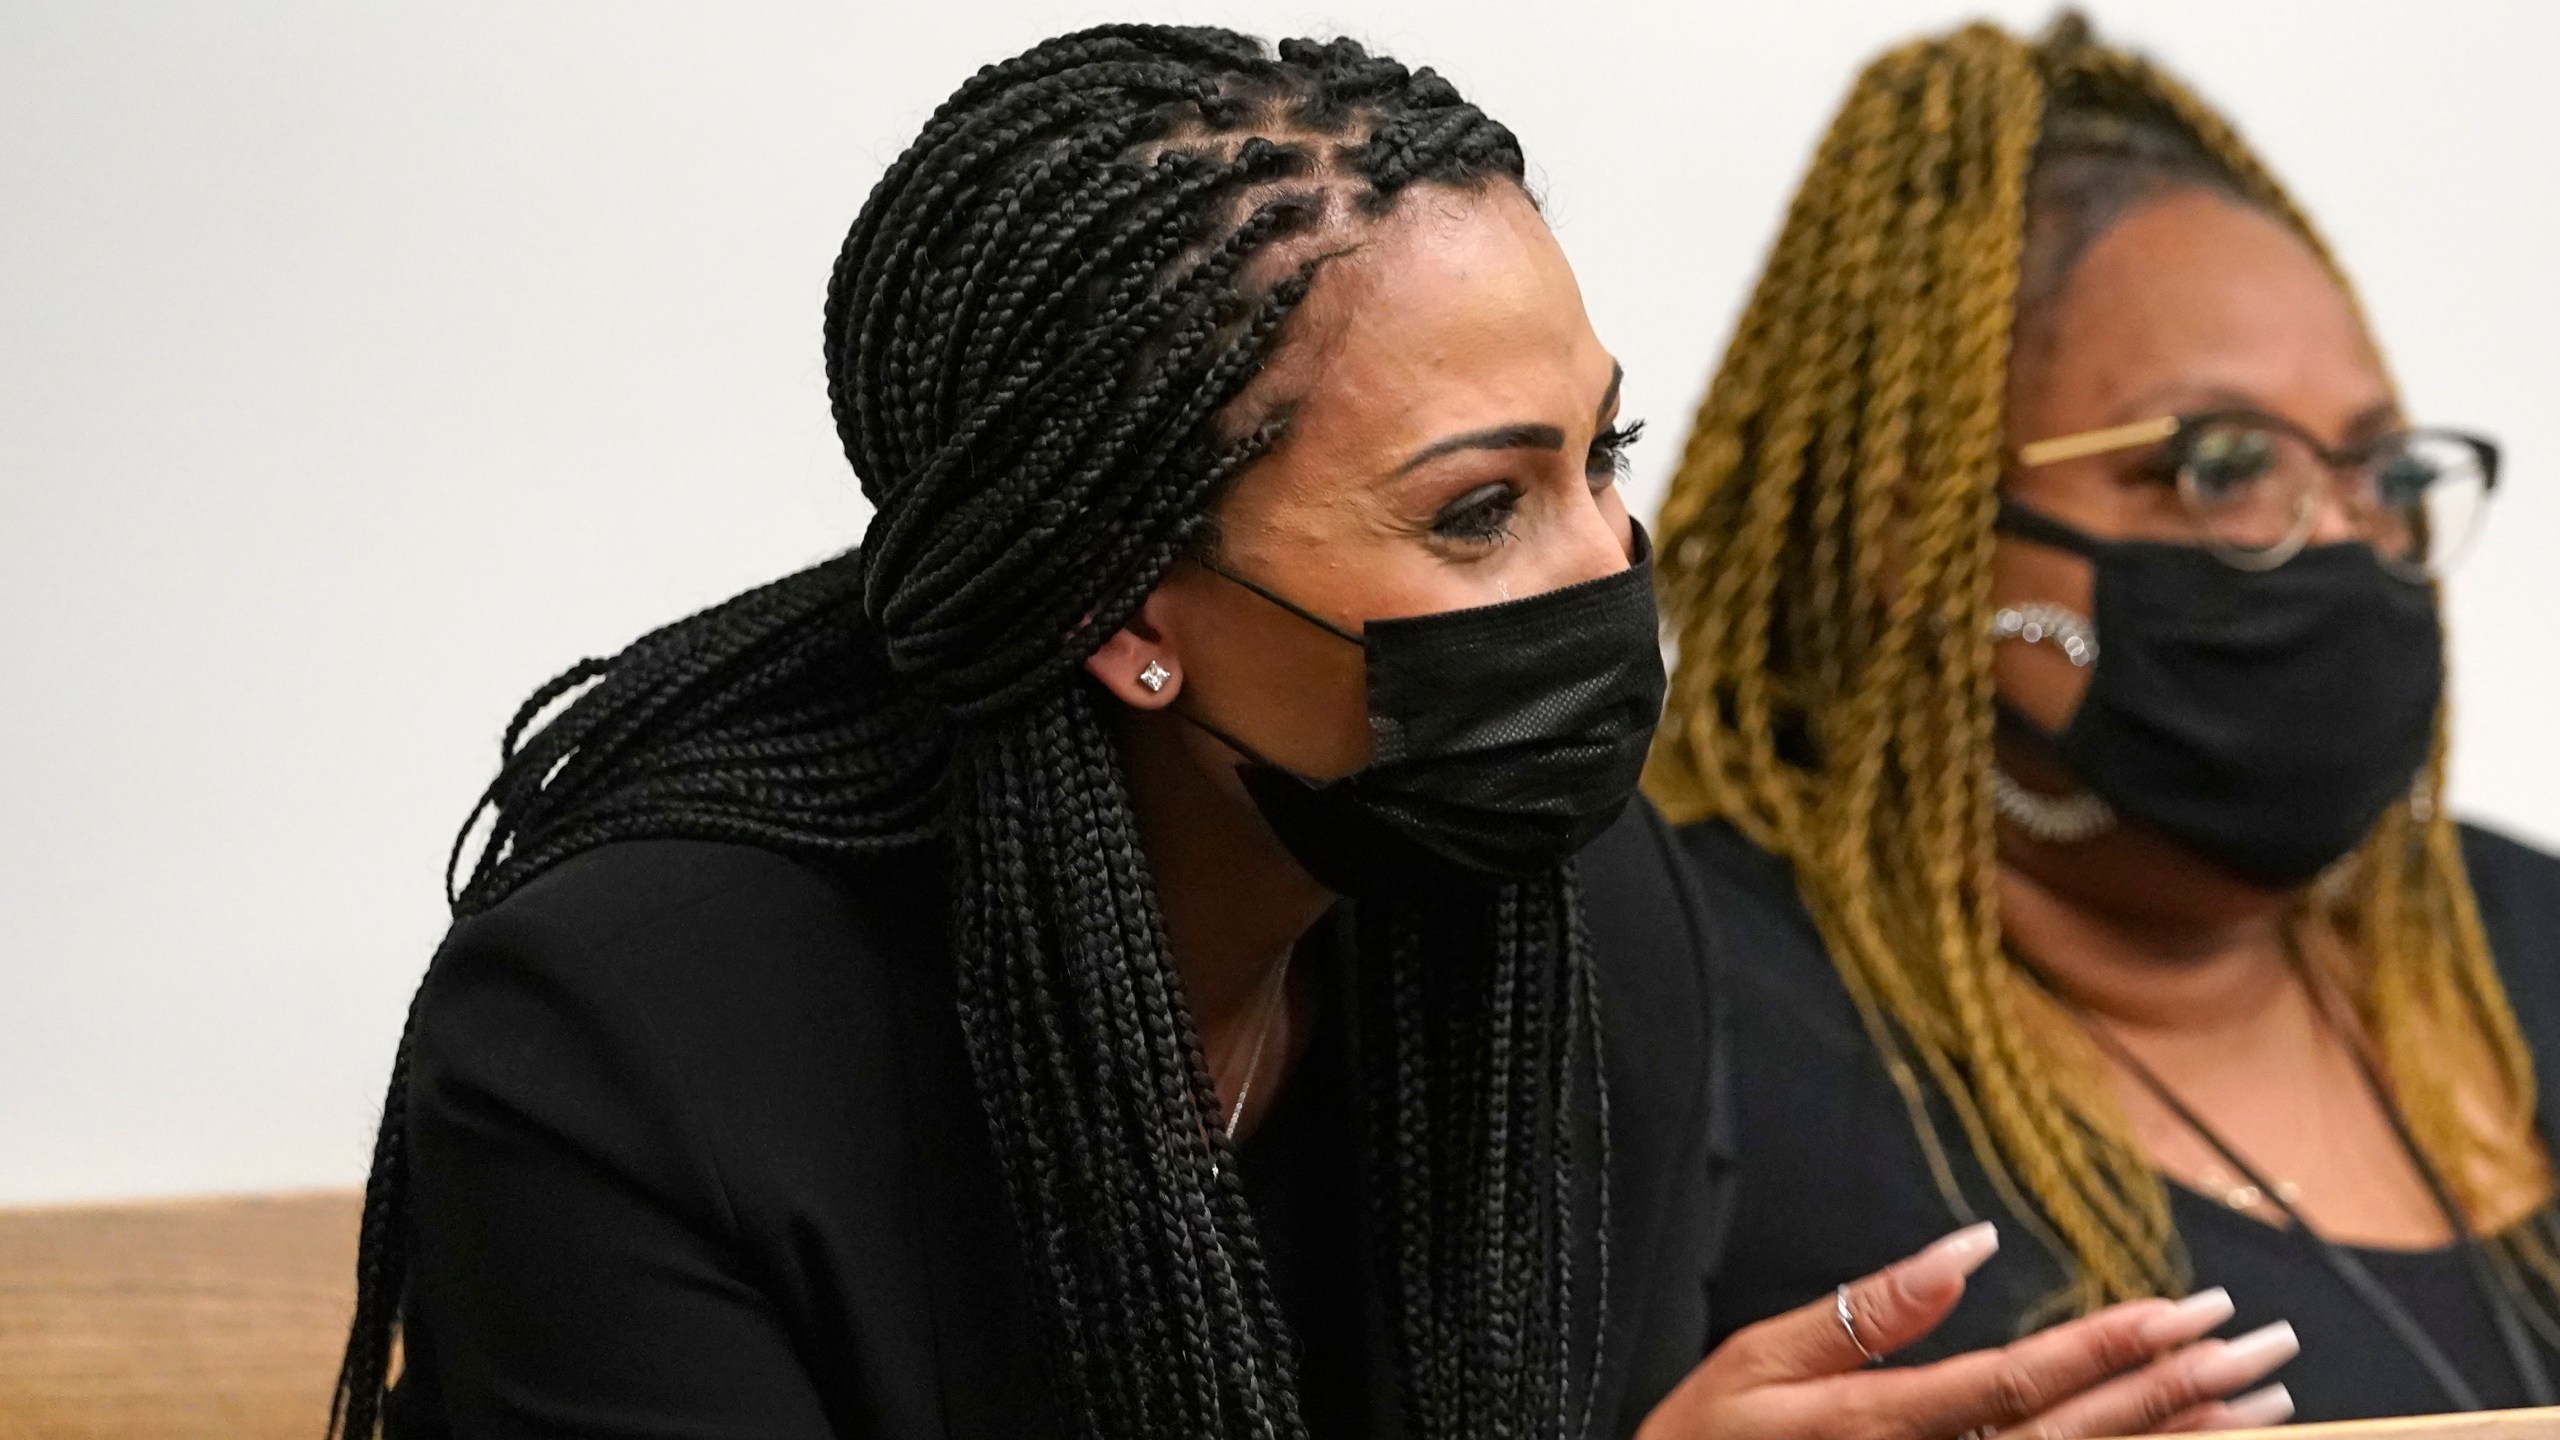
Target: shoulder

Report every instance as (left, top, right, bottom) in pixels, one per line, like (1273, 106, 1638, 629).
(1576, 800, 1706, 968)
(2461, 821, 2560, 947)
(1666, 817, 1872, 1053)
(418, 841, 940, 1075)
(1575, 803, 1736, 1095)
(1665, 818, 2020, 1344)
(1569, 806, 1733, 1408)
(457, 838, 913, 954)
(2460, 821, 2560, 1030)
(1568, 804, 1730, 1169)
(431, 838, 940, 1010)
(1582, 802, 1817, 977)
(1670, 818, 1820, 947)
(409, 840, 949, 1214)
(1570, 803, 1717, 1102)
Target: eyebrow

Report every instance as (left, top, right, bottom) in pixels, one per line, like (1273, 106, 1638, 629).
(2112, 384, 2401, 442)
(1392, 362, 1626, 475)
(2342, 399, 2404, 442)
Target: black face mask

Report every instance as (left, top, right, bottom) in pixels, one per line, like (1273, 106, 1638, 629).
(1996, 501, 2444, 888)
(1184, 525, 1667, 899)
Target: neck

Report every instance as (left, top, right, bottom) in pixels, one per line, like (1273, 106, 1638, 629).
(1998, 850, 2301, 1037)
(1119, 706, 1329, 1090)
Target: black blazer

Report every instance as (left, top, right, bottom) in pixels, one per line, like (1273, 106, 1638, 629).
(389, 802, 1731, 1439)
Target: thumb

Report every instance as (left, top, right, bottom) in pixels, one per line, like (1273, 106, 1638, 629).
(1729, 1222, 2001, 1384)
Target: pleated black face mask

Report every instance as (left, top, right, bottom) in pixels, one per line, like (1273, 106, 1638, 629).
(1182, 524, 1666, 898)
(1997, 501, 2444, 888)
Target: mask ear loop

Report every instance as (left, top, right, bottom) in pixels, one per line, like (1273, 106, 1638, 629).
(1994, 497, 2109, 557)
(1985, 508, 2116, 842)
(1191, 555, 1365, 646)
(1169, 554, 1366, 779)
(1171, 703, 1292, 776)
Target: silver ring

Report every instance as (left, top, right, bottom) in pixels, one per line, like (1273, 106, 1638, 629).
(1835, 1283, 1882, 1365)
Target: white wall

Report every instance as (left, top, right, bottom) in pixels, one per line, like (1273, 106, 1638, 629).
(5, 0, 2556, 1204)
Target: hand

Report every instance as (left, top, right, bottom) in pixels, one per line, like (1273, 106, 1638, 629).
(1638, 1224, 2299, 1440)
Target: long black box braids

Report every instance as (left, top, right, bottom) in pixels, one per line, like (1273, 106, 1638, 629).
(333, 26, 1611, 1440)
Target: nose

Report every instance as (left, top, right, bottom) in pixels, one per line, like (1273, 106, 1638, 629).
(1560, 484, 1638, 588)
(2304, 483, 2361, 546)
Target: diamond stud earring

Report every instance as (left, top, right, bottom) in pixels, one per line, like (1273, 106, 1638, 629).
(1137, 660, 1172, 694)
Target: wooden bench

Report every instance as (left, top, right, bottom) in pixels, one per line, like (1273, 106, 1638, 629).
(0, 1191, 359, 1440)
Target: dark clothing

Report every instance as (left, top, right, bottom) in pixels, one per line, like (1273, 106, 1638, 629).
(1682, 816, 2560, 1423)
(390, 804, 1731, 1439)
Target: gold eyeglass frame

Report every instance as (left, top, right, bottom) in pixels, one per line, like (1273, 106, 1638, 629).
(2011, 410, 2502, 577)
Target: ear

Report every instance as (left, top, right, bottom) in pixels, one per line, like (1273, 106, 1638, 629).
(1084, 584, 1184, 711)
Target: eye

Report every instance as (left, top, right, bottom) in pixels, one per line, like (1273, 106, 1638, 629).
(1589, 418, 1646, 488)
(1431, 482, 1521, 546)
(2180, 422, 2281, 502)
(2373, 447, 2441, 510)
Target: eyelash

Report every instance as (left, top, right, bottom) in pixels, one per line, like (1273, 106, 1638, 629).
(1433, 484, 1521, 545)
(1591, 418, 1645, 485)
(1430, 419, 1648, 547)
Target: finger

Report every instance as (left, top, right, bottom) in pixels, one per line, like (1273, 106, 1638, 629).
(1990, 1322, 2299, 1440)
(2150, 1384, 2298, 1433)
(1833, 1288, 2232, 1440)
(1727, 1223, 2002, 1383)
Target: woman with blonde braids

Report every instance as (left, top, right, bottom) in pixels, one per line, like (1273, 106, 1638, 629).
(1653, 12, 2560, 1424)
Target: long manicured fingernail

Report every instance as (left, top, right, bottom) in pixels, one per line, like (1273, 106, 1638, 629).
(2137, 1286, 2234, 1346)
(1894, 1222, 2002, 1304)
(2222, 1383, 2295, 1427)
(1924, 1221, 2001, 1276)
(2190, 1321, 2299, 1392)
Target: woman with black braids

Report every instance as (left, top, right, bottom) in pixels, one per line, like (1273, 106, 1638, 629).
(335, 24, 2282, 1440)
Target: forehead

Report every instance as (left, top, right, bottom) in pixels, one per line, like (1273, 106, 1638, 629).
(2033, 189, 2385, 415)
(1270, 184, 1604, 441)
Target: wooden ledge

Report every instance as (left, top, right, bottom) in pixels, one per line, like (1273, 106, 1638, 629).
(0, 1191, 361, 1440)
(2157, 1409, 2560, 1438)
(2, 1192, 2553, 1439)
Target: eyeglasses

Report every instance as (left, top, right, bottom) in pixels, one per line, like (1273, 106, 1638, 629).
(2013, 408, 2501, 576)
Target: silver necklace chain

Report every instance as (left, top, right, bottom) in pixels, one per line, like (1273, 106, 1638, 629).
(1223, 948, 1294, 1141)
(1991, 767, 2117, 842)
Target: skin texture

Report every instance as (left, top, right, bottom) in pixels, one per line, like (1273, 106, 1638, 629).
(1991, 187, 2535, 1245)
(1086, 181, 2290, 1440)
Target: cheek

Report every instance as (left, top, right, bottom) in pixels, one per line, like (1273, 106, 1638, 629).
(1235, 636, 1373, 780)
(1988, 541, 2099, 732)
(1165, 584, 1375, 780)
(2004, 460, 2190, 542)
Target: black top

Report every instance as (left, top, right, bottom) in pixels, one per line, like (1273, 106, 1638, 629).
(388, 803, 1731, 1439)
(1682, 817, 2560, 1424)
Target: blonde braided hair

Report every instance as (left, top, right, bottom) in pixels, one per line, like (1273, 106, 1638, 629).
(1647, 13, 2555, 1318)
